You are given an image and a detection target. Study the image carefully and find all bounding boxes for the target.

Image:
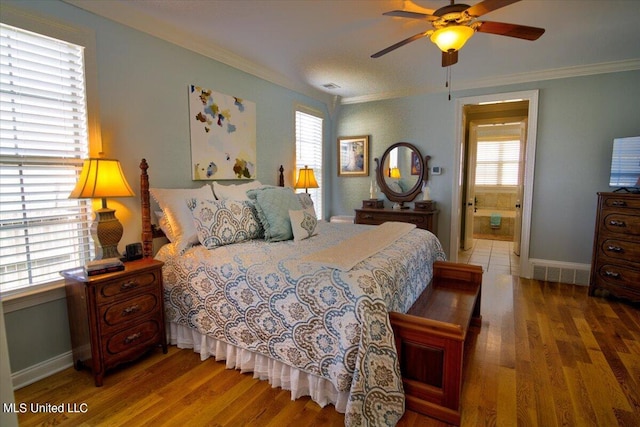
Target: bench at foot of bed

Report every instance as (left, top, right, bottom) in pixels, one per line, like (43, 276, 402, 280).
(389, 260, 482, 426)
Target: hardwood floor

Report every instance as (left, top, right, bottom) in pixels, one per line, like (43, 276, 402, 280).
(14, 273, 640, 426)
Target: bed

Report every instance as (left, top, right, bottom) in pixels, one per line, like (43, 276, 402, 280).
(139, 159, 448, 426)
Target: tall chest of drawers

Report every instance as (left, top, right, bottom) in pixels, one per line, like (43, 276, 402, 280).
(62, 258, 167, 386)
(589, 192, 640, 302)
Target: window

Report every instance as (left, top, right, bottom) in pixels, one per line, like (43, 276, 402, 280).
(295, 108, 323, 219)
(475, 139, 521, 186)
(1, 23, 93, 293)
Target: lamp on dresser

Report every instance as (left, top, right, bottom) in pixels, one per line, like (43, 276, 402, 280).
(69, 157, 134, 259)
(294, 165, 319, 193)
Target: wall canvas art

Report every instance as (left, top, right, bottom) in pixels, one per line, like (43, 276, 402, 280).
(189, 85, 256, 180)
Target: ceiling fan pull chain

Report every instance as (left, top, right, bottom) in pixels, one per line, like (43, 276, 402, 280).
(447, 66, 452, 101)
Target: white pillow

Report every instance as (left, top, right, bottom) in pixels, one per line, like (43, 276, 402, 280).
(296, 193, 317, 218)
(213, 180, 263, 201)
(289, 208, 318, 241)
(155, 210, 175, 242)
(150, 185, 214, 253)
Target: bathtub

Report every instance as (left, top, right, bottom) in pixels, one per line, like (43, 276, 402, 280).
(474, 209, 516, 218)
(473, 209, 516, 237)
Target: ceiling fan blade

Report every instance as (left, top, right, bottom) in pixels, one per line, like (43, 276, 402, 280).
(477, 21, 545, 40)
(371, 31, 432, 58)
(383, 10, 437, 21)
(442, 50, 459, 67)
(465, 0, 521, 18)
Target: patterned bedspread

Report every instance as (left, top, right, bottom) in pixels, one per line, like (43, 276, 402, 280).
(156, 221, 446, 426)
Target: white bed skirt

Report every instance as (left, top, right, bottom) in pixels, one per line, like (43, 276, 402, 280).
(169, 322, 349, 413)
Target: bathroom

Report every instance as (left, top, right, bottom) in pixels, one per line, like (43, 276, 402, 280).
(473, 187, 518, 241)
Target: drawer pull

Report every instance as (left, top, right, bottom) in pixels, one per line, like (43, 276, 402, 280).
(120, 280, 139, 291)
(606, 245, 624, 253)
(604, 270, 621, 279)
(124, 332, 141, 344)
(611, 201, 627, 207)
(608, 220, 627, 227)
(122, 305, 141, 316)
(362, 214, 373, 219)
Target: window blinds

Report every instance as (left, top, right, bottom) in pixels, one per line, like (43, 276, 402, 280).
(475, 139, 521, 186)
(1, 23, 92, 293)
(295, 110, 323, 219)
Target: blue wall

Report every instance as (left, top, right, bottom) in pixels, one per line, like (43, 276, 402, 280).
(333, 72, 640, 263)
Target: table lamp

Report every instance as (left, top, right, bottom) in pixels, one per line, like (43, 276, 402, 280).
(294, 166, 319, 193)
(69, 158, 134, 260)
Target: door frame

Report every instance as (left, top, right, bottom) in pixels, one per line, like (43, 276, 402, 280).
(450, 90, 539, 278)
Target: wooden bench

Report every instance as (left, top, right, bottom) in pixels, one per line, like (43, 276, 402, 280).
(389, 260, 483, 426)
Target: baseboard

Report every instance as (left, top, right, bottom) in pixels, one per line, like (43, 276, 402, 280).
(528, 259, 591, 285)
(12, 351, 73, 390)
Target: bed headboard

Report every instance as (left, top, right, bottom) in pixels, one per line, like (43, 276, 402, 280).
(139, 158, 286, 258)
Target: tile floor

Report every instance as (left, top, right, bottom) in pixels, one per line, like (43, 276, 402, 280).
(458, 238, 520, 276)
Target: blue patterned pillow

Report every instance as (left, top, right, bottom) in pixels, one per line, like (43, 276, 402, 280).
(247, 187, 302, 242)
(188, 198, 262, 248)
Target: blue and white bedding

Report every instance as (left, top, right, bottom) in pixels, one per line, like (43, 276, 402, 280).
(156, 221, 446, 426)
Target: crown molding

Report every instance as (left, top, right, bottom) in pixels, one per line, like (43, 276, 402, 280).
(62, 0, 334, 106)
(341, 59, 640, 104)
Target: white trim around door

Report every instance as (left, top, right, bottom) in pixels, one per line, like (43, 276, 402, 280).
(450, 90, 539, 278)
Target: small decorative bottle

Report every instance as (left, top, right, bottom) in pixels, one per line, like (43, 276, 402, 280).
(422, 181, 431, 201)
(370, 179, 378, 199)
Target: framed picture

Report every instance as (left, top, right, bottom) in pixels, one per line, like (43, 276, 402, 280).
(411, 151, 421, 175)
(337, 135, 369, 177)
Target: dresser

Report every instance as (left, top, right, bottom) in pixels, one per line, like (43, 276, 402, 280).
(355, 206, 438, 235)
(589, 192, 640, 302)
(62, 258, 167, 386)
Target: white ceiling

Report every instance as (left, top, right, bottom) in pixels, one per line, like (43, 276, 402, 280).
(67, 0, 640, 104)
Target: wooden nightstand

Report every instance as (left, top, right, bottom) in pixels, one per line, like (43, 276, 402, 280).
(62, 258, 167, 386)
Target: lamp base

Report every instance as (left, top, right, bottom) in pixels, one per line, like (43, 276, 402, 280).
(92, 207, 123, 260)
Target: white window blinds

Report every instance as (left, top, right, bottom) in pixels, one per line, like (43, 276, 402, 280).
(295, 109, 323, 219)
(1, 23, 92, 293)
(475, 139, 521, 186)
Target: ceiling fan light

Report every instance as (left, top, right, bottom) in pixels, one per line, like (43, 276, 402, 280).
(430, 25, 474, 52)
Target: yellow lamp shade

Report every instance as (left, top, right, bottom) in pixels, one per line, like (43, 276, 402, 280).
(390, 167, 401, 179)
(294, 166, 319, 193)
(69, 158, 134, 199)
(430, 25, 474, 52)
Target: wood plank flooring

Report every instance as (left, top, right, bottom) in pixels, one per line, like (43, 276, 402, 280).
(14, 273, 640, 426)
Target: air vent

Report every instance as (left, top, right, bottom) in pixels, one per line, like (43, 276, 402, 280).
(530, 259, 591, 285)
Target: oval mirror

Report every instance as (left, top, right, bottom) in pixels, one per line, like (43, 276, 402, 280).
(374, 142, 429, 206)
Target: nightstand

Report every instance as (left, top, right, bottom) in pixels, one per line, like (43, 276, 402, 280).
(62, 258, 167, 386)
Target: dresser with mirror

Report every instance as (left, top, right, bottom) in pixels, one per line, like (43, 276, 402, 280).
(354, 142, 438, 235)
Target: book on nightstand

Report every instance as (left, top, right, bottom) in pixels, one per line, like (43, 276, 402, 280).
(85, 258, 125, 276)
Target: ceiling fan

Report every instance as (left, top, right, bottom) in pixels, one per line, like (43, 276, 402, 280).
(371, 0, 545, 67)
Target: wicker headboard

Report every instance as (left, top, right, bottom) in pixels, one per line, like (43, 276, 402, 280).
(139, 159, 285, 258)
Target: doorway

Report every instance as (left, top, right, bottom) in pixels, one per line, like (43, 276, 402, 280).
(450, 90, 539, 278)
(464, 119, 526, 251)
